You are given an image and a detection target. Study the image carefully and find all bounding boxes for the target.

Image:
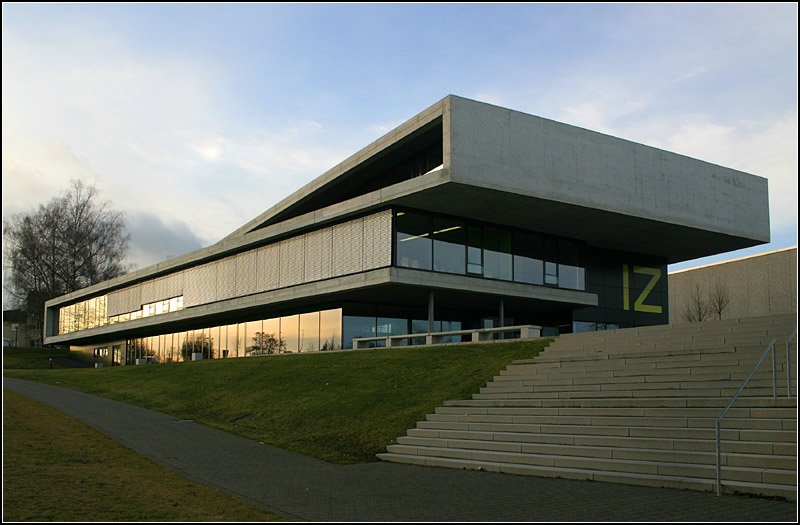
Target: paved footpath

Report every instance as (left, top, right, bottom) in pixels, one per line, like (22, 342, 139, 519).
(5, 377, 797, 522)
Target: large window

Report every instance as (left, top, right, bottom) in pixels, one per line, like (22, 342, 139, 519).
(281, 315, 300, 353)
(396, 211, 431, 270)
(299, 312, 320, 353)
(483, 227, 512, 281)
(513, 232, 544, 285)
(342, 315, 377, 349)
(320, 309, 342, 351)
(393, 209, 586, 292)
(122, 307, 343, 364)
(432, 217, 466, 274)
(558, 239, 585, 290)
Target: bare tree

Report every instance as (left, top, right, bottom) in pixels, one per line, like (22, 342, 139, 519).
(682, 281, 710, 323)
(3, 179, 131, 342)
(708, 278, 731, 320)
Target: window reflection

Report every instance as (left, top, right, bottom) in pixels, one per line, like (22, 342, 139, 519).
(281, 315, 300, 353)
(111, 307, 342, 364)
(320, 309, 342, 351)
(262, 317, 284, 355)
(483, 227, 512, 281)
(396, 211, 432, 270)
(299, 312, 320, 352)
(432, 217, 465, 274)
(58, 294, 185, 335)
(245, 320, 263, 356)
(513, 232, 544, 285)
(392, 209, 587, 292)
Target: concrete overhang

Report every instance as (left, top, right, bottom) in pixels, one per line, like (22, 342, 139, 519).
(386, 181, 765, 264)
(45, 267, 597, 346)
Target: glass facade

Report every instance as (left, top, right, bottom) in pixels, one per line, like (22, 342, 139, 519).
(58, 295, 109, 334)
(120, 308, 343, 365)
(59, 295, 183, 335)
(395, 211, 432, 270)
(394, 210, 586, 291)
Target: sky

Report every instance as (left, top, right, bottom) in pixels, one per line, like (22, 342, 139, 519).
(2, 3, 797, 274)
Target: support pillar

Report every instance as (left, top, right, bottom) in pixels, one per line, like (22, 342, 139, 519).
(499, 298, 505, 327)
(428, 291, 435, 333)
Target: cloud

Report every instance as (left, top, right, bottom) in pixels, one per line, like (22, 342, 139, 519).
(2, 21, 357, 266)
(125, 211, 206, 269)
(646, 114, 798, 232)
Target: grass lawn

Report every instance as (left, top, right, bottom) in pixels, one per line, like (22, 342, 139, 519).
(2, 390, 282, 521)
(4, 340, 550, 463)
(3, 346, 73, 369)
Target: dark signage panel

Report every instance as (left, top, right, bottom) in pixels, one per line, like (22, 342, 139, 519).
(573, 247, 669, 330)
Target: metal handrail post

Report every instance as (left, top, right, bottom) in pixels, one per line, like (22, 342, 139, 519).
(772, 341, 777, 398)
(715, 420, 722, 496)
(788, 329, 797, 399)
(715, 338, 776, 496)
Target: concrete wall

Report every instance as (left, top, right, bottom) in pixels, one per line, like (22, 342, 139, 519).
(447, 95, 770, 243)
(669, 247, 797, 323)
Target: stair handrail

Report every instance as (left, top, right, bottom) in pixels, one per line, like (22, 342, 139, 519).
(715, 338, 776, 496)
(787, 328, 797, 398)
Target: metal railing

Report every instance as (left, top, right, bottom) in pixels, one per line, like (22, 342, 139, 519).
(352, 324, 542, 350)
(787, 328, 797, 398)
(715, 332, 796, 496)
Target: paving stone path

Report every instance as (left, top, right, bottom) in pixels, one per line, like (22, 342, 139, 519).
(4, 377, 797, 522)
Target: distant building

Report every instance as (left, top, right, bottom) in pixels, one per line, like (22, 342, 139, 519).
(3, 309, 41, 347)
(669, 247, 797, 324)
(43, 95, 771, 365)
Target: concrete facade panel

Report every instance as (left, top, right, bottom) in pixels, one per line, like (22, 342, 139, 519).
(140, 279, 156, 306)
(184, 262, 218, 308)
(217, 257, 237, 301)
(164, 271, 184, 299)
(449, 96, 769, 243)
(331, 219, 364, 277)
(257, 243, 280, 292)
(236, 251, 258, 296)
(279, 236, 305, 288)
(303, 228, 332, 283)
(363, 210, 392, 270)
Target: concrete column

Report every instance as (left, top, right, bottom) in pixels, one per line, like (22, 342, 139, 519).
(428, 291, 435, 333)
(499, 298, 505, 327)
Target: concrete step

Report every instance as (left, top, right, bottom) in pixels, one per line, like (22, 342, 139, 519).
(395, 436, 797, 470)
(416, 420, 798, 443)
(382, 315, 797, 501)
(407, 427, 797, 456)
(435, 404, 798, 420)
(457, 396, 797, 409)
(531, 346, 791, 365)
(467, 395, 797, 409)
(492, 372, 798, 389)
(383, 444, 792, 485)
(553, 330, 791, 349)
(377, 453, 796, 500)
(426, 412, 793, 431)
(478, 383, 784, 398)
(534, 355, 796, 372)
(486, 373, 797, 390)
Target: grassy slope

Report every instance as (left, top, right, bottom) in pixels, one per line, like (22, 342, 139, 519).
(2, 390, 281, 521)
(4, 340, 549, 463)
(3, 347, 73, 369)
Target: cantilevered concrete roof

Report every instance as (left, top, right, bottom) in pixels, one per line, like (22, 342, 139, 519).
(226, 95, 769, 264)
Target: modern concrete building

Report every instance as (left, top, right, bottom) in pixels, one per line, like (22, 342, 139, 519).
(43, 95, 771, 365)
(669, 246, 797, 323)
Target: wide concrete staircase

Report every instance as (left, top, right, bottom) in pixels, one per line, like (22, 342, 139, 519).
(379, 314, 798, 500)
